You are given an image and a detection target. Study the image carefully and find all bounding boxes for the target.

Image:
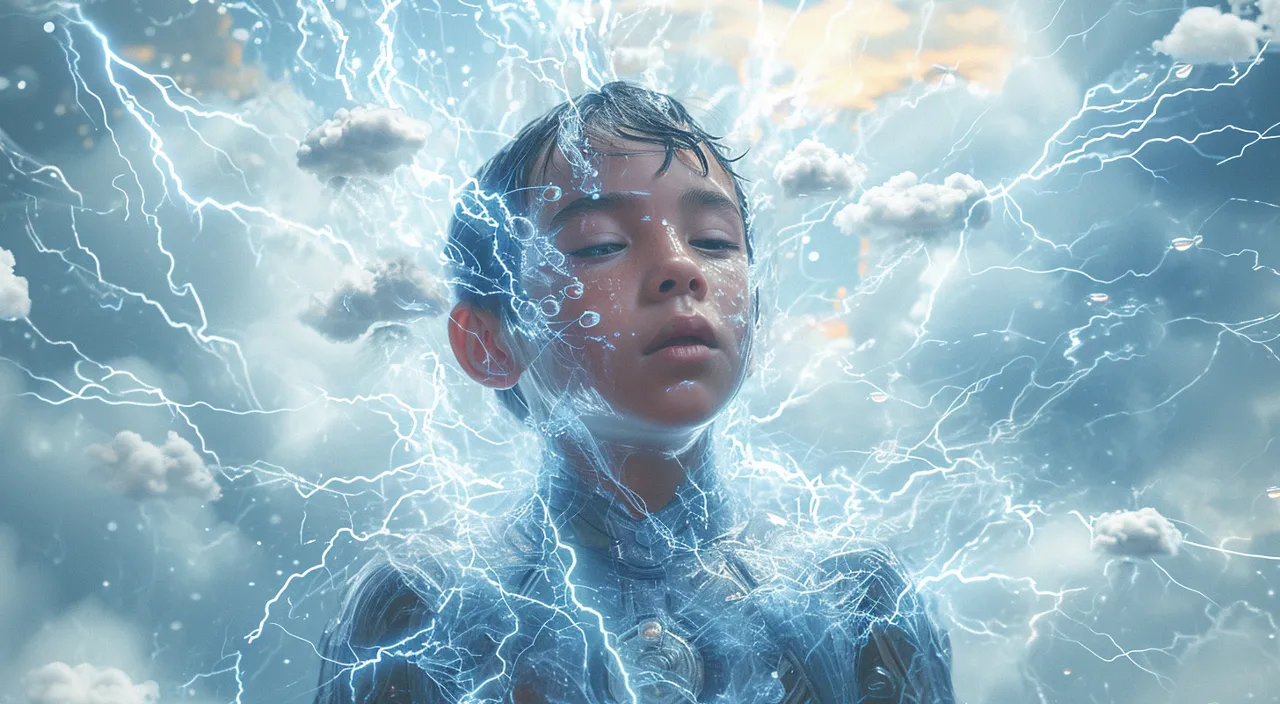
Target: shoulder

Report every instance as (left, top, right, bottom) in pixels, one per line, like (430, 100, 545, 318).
(337, 546, 447, 647)
(313, 534, 492, 704)
(818, 541, 958, 702)
(815, 540, 918, 617)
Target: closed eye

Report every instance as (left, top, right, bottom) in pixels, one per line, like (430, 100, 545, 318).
(569, 243, 626, 258)
(692, 236, 740, 252)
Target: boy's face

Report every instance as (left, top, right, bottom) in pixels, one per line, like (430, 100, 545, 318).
(523, 139, 751, 435)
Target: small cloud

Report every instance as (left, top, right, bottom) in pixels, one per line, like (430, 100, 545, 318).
(85, 431, 222, 502)
(773, 139, 867, 198)
(302, 257, 449, 342)
(1091, 507, 1184, 559)
(0, 246, 31, 321)
(834, 171, 989, 238)
(296, 105, 430, 183)
(23, 662, 158, 704)
(1153, 6, 1262, 65)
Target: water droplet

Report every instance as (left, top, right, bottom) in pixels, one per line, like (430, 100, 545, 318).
(1088, 292, 1109, 304)
(510, 216, 536, 241)
(515, 299, 541, 324)
(578, 311, 600, 328)
(563, 281, 584, 299)
(541, 185, 562, 202)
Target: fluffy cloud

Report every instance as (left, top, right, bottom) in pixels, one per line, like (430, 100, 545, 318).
(1152, 6, 1263, 65)
(833, 171, 989, 238)
(85, 431, 222, 501)
(301, 257, 449, 342)
(1091, 507, 1184, 558)
(0, 246, 31, 320)
(773, 139, 867, 198)
(296, 105, 430, 183)
(23, 663, 158, 704)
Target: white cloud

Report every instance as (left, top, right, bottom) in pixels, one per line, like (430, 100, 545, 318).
(301, 256, 450, 342)
(833, 171, 989, 238)
(1153, 6, 1263, 65)
(0, 246, 31, 320)
(1091, 507, 1184, 558)
(772, 138, 866, 198)
(85, 430, 222, 501)
(296, 105, 430, 183)
(6, 600, 152, 703)
(23, 663, 158, 704)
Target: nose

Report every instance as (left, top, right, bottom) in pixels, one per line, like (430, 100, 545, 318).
(645, 235, 707, 303)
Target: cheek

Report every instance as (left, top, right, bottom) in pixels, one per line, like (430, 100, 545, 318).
(707, 266, 751, 341)
(550, 271, 626, 329)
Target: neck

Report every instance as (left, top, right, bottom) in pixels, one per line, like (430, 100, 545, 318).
(549, 430, 714, 519)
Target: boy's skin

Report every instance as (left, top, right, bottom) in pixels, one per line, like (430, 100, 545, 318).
(447, 139, 752, 519)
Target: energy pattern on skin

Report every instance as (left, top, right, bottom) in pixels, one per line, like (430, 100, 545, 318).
(0, 0, 1279, 702)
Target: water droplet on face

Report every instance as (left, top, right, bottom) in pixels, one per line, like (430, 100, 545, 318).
(578, 311, 601, 328)
(511, 217, 536, 241)
(540, 297, 561, 317)
(515, 299, 541, 325)
(541, 185, 562, 202)
(563, 281, 584, 299)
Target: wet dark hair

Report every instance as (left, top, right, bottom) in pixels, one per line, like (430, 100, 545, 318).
(444, 81, 754, 421)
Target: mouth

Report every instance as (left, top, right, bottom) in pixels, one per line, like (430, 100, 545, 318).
(644, 316, 719, 356)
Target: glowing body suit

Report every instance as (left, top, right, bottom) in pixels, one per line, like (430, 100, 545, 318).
(314, 466, 956, 703)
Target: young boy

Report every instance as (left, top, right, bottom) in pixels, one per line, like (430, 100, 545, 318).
(313, 81, 956, 703)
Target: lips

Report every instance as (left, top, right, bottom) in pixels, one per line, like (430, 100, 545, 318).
(644, 316, 719, 355)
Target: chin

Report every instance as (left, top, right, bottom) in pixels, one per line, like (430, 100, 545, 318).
(575, 388, 725, 448)
(635, 386, 726, 430)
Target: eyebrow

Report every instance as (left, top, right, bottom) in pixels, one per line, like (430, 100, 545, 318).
(545, 188, 741, 233)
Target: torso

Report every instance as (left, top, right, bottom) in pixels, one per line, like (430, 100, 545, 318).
(315, 470, 954, 704)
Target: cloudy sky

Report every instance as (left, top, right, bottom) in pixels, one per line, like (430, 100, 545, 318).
(1, 0, 1279, 702)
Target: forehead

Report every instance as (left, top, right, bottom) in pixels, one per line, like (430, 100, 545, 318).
(531, 139, 740, 224)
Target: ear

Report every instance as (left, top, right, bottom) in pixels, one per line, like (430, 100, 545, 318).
(447, 303, 524, 390)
